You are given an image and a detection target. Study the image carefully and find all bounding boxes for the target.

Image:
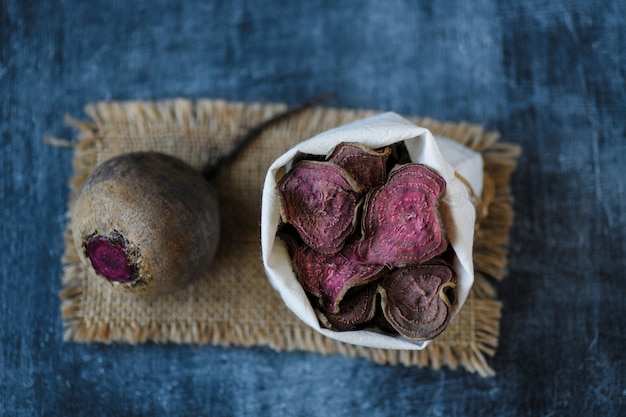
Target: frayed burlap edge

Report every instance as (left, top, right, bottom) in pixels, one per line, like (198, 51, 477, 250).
(59, 99, 520, 377)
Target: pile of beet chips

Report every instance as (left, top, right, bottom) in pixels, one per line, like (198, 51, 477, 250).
(277, 142, 458, 341)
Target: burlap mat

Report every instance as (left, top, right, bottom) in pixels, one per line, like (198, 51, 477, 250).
(59, 99, 520, 377)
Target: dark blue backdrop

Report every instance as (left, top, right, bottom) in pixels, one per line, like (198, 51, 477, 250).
(1, 1, 624, 416)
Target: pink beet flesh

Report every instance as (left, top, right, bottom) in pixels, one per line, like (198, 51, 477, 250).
(86, 236, 133, 283)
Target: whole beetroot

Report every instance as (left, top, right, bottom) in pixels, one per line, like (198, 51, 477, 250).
(71, 152, 220, 296)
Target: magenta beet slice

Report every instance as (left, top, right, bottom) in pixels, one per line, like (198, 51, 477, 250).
(86, 236, 135, 283)
(378, 260, 457, 341)
(317, 284, 377, 331)
(328, 142, 391, 189)
(278, 160, 363, 255)
(294, 240, 386, 313)
(356, 163, 447, 267)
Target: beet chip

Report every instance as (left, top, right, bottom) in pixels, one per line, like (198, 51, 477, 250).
(356, 164, 447, 267)
(378, 260, 457, 341)
(328, 142, 391, 189)
(294, 240, 386, 314)
(278, 161, 362, 255)
(316, 284, 377, 331)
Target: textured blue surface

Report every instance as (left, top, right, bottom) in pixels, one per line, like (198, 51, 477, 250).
(1, 1, 625, 415)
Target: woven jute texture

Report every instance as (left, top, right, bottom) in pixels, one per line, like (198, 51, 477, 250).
(60, 99, 520, 377)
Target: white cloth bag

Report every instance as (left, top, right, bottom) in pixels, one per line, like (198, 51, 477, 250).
(261, 112, 483, 349)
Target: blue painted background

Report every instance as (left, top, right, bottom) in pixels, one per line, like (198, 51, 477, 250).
(1, 1, 624, 415)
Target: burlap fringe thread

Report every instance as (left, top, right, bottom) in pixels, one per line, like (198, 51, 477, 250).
(60, 99, 520, 377)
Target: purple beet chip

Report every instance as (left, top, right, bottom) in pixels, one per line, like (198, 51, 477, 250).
(316, 284, 378, 331)
(278, 160, 363, 255)
(378, 259, 457, 341)
(356, 163, 447, 267)
(293, 240, 386, 314)
(328, 142, 391, 189)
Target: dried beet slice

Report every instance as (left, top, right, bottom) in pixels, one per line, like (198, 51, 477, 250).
(328, 142, 391, 189)
(378, 260, 457, 341)
(294, 240, 386, 314)
(278, 160, 362, 255)
(356, 163, 447, 267)
(276, 223, 302, 259)
(317, 284, 377, 331)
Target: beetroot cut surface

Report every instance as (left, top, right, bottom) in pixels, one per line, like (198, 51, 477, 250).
(277, 160, 363, 255)
(86, 235, 136, 283)
(356, 163, 447, 267)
